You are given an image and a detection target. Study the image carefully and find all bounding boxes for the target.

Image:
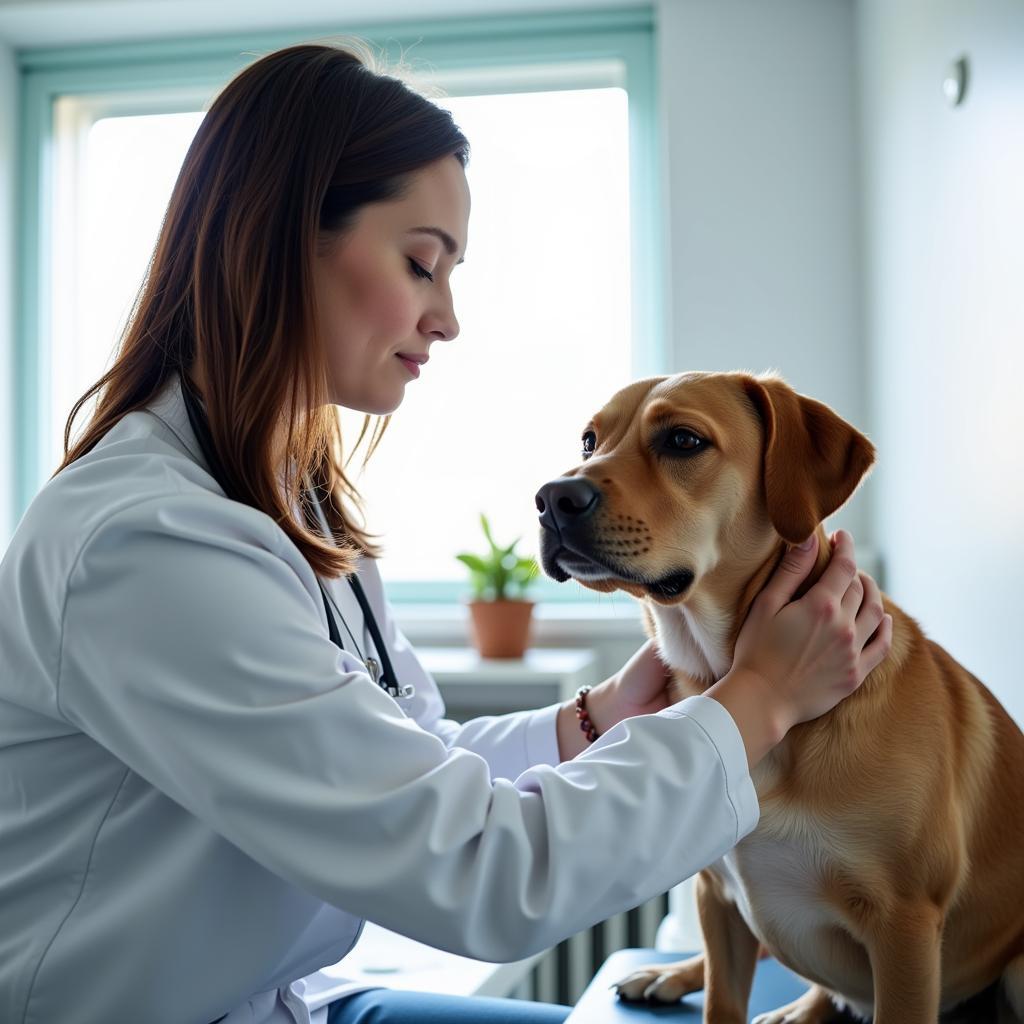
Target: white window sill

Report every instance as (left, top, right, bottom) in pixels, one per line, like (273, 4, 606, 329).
(393, 602, 646, 647)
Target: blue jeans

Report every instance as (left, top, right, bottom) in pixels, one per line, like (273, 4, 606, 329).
(326, 989, 573, 1024)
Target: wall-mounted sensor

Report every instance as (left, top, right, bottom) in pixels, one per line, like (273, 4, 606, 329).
(943, 55, 969, 107)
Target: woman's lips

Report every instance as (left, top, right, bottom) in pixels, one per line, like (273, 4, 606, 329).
(396, 354, 421, 378)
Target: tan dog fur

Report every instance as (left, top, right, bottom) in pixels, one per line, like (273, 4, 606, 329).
(539, 372, 1024, 1023)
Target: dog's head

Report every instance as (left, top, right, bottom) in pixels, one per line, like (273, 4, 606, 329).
(536, 371, 875, 610)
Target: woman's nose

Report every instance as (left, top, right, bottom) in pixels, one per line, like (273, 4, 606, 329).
(421, 293, 459, 342)
(424, 313, 459, 342)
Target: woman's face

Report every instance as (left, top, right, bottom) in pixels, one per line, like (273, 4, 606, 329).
(315, 155, 470, 414)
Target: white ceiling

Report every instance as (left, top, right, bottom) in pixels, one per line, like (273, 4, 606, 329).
(0, 0, 647, 49)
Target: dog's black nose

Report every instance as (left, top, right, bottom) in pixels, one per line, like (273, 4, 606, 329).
(535, 477, 601, 531)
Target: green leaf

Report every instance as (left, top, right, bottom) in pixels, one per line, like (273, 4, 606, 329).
(500, 537, 521, 559)
(480, 513, 497, 551)
(455, 553, 489, 574)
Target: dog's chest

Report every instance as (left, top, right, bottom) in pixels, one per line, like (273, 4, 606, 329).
(708, 805, 875, 1013)
(717, 829, 830, 946)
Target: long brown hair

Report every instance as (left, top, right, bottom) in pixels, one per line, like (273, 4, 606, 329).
(55, 42, 469, 577)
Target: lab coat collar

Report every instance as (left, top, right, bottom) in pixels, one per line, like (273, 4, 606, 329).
(144, 372, 208, 470)
(143, 372, 299, 506)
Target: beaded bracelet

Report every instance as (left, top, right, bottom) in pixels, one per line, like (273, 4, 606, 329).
(574, 685, 600, 743)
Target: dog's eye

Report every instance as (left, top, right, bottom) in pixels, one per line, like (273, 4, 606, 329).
(668, 429, 706, 452)
(581, 431, 597, 459)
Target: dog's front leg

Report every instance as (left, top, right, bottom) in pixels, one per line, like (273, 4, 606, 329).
(865, 904, 943, 1024)
(697, 867, 761, 1024)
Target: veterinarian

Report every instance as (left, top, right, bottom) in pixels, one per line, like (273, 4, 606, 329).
(0, 43, 892, 1024)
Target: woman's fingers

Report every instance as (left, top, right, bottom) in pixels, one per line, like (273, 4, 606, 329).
(808, 530, 859, 612)
(852, 568, 892, 679)
(840, 571, 865, 618)
(859, 611, 893, 678)
(755, 533, 820, 617)
(853, 571, 886, 649)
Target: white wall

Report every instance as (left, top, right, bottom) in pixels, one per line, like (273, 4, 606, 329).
(858, 0, 1024, 723)
(657, 0, 870, 546)
(0, 40, 16, 547)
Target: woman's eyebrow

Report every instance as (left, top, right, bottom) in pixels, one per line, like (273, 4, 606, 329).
(407, 226, 466, 264)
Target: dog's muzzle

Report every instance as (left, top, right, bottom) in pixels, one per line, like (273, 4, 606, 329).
(535, 476, 605, 582)
(535, 476, 695, 601)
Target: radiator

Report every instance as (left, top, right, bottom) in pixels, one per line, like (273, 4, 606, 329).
(513, 891, 671, 1005)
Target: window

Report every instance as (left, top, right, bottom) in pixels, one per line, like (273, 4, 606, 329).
(50, 104, 207, 457)
(17, 11, 661, 602)
(341, 85, 632, 590)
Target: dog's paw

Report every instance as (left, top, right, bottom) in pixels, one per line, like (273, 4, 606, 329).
(751, 985, 838, 1024)
(612, 954, 704, 1003)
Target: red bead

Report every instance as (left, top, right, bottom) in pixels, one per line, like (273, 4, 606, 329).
(573, 686, 599, 743)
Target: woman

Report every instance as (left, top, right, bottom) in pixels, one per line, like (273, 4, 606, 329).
(0, 43, 891, 1024)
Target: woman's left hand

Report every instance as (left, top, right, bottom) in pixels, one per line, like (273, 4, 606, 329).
(602, 638, 675, 720)
(586, 640, 675, 733)
(556, 639, 675, 760)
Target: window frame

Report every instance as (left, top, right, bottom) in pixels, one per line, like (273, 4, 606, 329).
(15, 7, 663, 606)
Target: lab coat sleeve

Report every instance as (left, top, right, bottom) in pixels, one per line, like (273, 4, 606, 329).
(58, 494, 759, 964)
(353, 557, 564, 779)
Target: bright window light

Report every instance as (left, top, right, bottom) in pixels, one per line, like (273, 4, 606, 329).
(50, 109, 206, 462)
(50, 85, 632, 585)
(345, 88, 632, 583)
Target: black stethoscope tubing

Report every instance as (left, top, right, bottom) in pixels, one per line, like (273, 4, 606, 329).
(177, 369, 410, 701)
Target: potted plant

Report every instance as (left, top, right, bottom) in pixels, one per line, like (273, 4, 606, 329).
(456, 513, 540, 659)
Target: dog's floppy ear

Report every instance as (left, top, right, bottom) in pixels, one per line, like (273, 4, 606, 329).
(742, 375, 876, 544)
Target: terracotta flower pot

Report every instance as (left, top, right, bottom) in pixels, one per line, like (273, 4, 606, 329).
(467, 599, 535, 659)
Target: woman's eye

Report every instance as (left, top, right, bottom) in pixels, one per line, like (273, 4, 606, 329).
(408, 258, 434, 283)
(581, 431, 597, 459)
(668, 428, 706, 452)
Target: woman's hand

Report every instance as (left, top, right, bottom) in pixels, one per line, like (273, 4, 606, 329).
(707, 530, 893, 768)
(599, 639, 675, 720)
(555, 641, 673, 761)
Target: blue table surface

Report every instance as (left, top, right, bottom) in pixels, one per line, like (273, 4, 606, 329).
(564, 949, 811, 1023)
(565, 949, 1006, 1022)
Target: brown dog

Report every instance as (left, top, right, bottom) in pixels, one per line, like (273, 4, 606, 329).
(535, 371, 1024, 1023)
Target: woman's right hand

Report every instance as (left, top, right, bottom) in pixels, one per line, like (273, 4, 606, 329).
(707, 530, 893, 767)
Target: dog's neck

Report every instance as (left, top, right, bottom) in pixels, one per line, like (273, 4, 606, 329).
(649, 593, 735, 683)
(648, 527, 833, 688)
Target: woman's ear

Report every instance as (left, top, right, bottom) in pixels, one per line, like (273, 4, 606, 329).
(741, 375, 876, 544)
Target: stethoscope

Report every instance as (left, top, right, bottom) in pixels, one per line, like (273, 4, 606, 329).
(177, 369, 413, 701)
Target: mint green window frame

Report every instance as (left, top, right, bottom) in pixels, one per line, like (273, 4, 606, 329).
(15, 8, 663, 605)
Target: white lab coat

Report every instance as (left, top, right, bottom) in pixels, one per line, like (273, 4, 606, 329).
(0, 373, 759, 1024)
